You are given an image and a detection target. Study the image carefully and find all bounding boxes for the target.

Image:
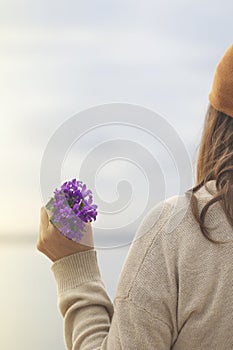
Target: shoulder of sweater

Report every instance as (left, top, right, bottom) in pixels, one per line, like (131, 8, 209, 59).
(151, 180, 220, 237)
(134, 182, 219, 249)
(148, 179, 232, 245)
(134, 192, 191, 242)
(116, 181, 227, 298)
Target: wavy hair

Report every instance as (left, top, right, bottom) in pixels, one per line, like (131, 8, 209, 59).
(188, 103, 233, 244)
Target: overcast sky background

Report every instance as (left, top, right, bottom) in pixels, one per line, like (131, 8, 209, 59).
(1, 0, 233, 349)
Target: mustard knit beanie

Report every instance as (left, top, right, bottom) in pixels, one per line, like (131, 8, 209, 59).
(209, 44, 233, 118)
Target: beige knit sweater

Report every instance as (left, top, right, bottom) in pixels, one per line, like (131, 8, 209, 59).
(51, 180, 233, 349)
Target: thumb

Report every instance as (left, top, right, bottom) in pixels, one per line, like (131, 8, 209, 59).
(40, 206, 49, 231)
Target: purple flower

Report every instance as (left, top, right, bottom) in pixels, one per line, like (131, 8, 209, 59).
(45, 179, 98, 242)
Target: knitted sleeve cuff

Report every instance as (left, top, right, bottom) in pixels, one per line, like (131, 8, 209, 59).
(51, 249, 102, 294)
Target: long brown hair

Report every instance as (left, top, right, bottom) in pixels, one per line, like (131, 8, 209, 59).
(188, 103, 233, 244)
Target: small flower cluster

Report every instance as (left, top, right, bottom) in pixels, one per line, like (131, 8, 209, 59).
(45, 179, 98, 242)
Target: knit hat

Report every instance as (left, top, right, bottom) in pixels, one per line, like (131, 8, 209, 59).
(209, 44, 233, 118)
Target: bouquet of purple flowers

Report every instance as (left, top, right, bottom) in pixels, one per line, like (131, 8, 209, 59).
(45, 178, 98, 242)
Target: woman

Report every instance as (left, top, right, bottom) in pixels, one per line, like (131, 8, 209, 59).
(37, 44, 233, 349)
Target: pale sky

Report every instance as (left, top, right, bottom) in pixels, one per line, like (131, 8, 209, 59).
(1, 0, 232, 238)
(1, 1, 233, 349)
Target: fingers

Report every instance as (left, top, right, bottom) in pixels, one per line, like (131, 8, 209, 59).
(37, 208, 94, 260)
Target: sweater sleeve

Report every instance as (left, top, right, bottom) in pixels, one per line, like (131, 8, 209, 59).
(51, 249, 173, 350)
(51, 197, 179, 349)
(51, 249, 115, 349)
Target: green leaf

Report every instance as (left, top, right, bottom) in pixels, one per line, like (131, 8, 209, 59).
(79, 201, 84, 210)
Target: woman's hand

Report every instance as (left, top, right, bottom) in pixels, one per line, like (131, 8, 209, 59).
(37, 207, 94, 262)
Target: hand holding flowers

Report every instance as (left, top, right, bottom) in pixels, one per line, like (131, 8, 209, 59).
(37, 179, 98, 262)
